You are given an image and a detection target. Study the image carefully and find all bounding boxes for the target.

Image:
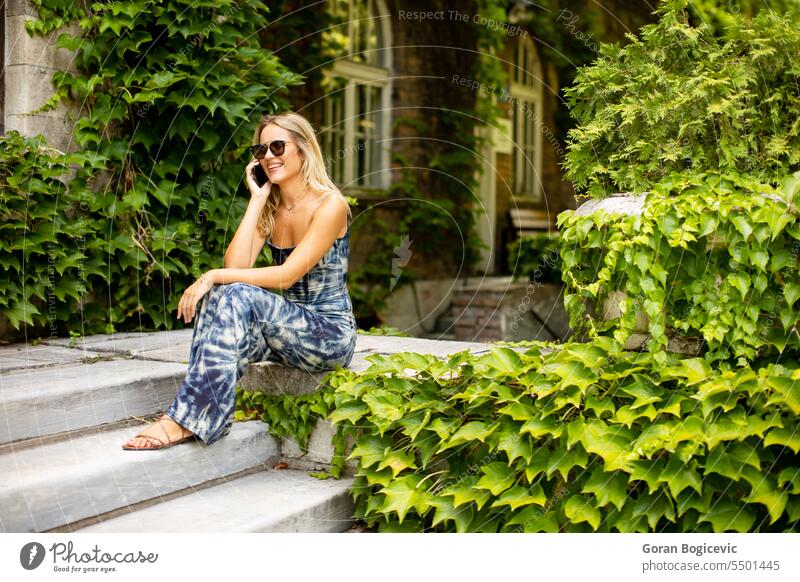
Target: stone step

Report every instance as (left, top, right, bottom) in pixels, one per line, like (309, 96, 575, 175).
(42, 328, 194, 361)
(0, 421, 280, 533)
(419, 331, 457, 341)
(0, 342, 104, 374)
(240, 333, 515, 396)
(0, 358, 188, 445)
(74, 469, 355, 533)
(280, 418, 358, 474)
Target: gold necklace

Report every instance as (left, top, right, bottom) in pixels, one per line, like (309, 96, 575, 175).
(284, 191, 313, 214)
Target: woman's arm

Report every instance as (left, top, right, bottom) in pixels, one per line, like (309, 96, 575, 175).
(180, 195, 347, 323)
(224, 160, 270, 268)
(209, 264, 291, 290)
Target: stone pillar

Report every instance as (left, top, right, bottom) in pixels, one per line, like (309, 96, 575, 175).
(1, 2, 6, 135)
(4, 0, 82, 152)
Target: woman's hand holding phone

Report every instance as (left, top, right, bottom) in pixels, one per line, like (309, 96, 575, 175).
(246, 159, 271, 199)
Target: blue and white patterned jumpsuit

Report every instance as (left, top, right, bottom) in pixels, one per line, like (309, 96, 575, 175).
(165, 211, 358, 446)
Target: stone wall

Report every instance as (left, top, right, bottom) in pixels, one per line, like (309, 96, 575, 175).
(1, 2, 6, 135)
(3, 0, 82, 152)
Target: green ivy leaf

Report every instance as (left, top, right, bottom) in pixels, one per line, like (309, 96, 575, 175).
(578, 419, 637, 472)
(506, 506, 560, 532)
(546, 445, 589, 480)
(657, 457, 703, 497)
(628, 459, 667, 495)
(777, 467, 800, 494)
(699, 500, 756, 532)
(477, 346, 523, 376)
(328, 400, 369, 424)
(541, 360, 598, 392)
(378, 474, 428, 524)
(495, 423, 534, 465)
(520, 415, 563, 439)
(441, 476, 492, 510)
(582, 468, 630, 511)
(783, 282, 800, 308)
(362, 389, 405, 421)
(377, 448, 418, 477)
(429, 497, 474, 532)
(490, 484, 547, 510)
(475, 462, 517, 496)
(664, 358, 713, 386)
(426, 417, 460, 440)
(438, 421, 497, 452)
(348, 435, 392, 468)
(564, 494, 602, 530)
(523, 448, 551, 483)
(741, 467, 788, 524)
(398, 410, 431, 441)
(631, 491, 675, 529)
(765, 376, 800, 415)
(497, 401, 536, 421)
(763, 428, 800, 454)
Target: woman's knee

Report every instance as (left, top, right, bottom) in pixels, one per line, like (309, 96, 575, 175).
(220, 282, 251, 298)
(218, 283, 285, 326)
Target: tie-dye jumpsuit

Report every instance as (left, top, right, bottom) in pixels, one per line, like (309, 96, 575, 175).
(165, 217, 358, 446)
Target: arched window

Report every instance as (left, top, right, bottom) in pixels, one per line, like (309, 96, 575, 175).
(510, 34, 543, 200)
(321, 0, 392, 192)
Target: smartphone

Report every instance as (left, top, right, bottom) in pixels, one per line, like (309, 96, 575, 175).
(251, 164, 269, 188)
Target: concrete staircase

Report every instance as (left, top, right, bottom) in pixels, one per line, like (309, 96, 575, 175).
(0, 329, 518, 533)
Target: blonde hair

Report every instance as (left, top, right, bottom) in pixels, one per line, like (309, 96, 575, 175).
(251, 111, 352, 239)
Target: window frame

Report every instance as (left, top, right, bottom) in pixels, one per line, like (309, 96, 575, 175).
(321, 0, 392, 195)
(509, 34, 544, 202)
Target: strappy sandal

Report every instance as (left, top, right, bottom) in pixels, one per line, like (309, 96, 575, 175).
(122, 417, 197, 451)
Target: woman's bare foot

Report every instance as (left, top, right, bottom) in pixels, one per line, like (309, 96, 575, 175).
(122, 415, 195, 450)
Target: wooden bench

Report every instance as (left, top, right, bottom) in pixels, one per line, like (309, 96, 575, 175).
(508, 208, 558, 238)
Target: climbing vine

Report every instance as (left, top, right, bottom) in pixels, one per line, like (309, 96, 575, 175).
(558, 171, 800, 366)
(0, 132, 104, 329)
(236, 339, 800, 532)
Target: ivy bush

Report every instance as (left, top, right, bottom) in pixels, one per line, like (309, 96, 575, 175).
(563, 1, 800, 197)
(237, 340, 800, 532)
(9, 0, 302, 334)
(0, 132, 106, 330)
(557, 171, 800, 366)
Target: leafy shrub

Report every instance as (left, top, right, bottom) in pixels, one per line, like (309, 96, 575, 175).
(563, 2, 800, 197)
(299, 340, 800, 532)
(235, 384, 351, 479)
(0, 132, 105, 331)
(557, 171, 800, 365)
(508, 232, 562, 284)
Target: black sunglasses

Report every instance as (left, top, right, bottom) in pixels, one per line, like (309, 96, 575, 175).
(248, 140, 292, 159)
